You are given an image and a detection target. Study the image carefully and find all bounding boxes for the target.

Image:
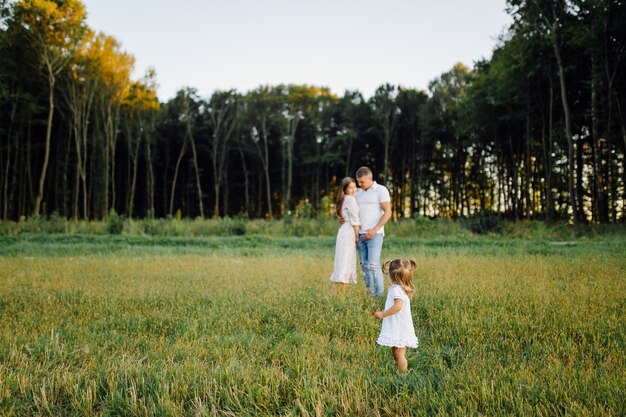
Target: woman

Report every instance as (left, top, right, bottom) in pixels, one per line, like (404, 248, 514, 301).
(329, 177, 360, 295)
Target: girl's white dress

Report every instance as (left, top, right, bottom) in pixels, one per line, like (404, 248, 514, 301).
(376, 284, 418, 348)
(329, 195, 360, 284)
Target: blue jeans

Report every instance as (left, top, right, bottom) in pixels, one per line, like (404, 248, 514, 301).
(358, 233, 384, 296)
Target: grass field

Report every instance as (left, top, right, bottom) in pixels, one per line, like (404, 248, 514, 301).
(0, 234, 625, 416)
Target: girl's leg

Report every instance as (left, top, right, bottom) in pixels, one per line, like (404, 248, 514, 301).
(391, 347, 408, 373)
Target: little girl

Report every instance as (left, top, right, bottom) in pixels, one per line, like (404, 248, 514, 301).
(372, 259, 418, 373)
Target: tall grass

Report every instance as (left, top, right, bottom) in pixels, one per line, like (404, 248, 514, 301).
(0, 238, 624, 416)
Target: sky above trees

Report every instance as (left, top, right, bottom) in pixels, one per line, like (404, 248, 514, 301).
(81, 0, 512, 101)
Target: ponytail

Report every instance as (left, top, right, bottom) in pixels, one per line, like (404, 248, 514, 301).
(384, 258, 417, 298)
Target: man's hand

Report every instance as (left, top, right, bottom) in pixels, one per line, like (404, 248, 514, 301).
(363, 229, 376, 240)
(338, 216, 346, 225)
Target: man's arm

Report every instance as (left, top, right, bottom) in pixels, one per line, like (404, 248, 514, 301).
(363, 201, 391, 240)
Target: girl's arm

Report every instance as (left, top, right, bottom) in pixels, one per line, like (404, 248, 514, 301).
(372, 299, 403, 319)
(353, 225, 359, 244)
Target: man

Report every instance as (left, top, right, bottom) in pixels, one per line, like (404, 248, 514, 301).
(354, 166, 392, 296)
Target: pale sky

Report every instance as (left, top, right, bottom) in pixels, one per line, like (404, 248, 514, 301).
(81, 0, 512, 101)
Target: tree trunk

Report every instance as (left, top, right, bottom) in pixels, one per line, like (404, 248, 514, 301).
(169, 136, 188, 215)
(162, 135, 170, 216)
(507, 136, 518, 221)
(551, 26, 578, 224)
(183, 95, 204, 218)
(213, 160, 221, 218)
(383, 126, 391, 182)
(263, 150, 272, 218)
(284, 114, 300, 213)
(345, 133, 353, 178)
(2, 135, 11, 220)
(127, 131, 142, 218)
(590, 54, 608, 223)
(614, 96, 626, 220)
(525, 94, 532, 218)
(222, 161, 229, 216)
(2, 96, 18, 220)
(576, 141, 586, 223)
(110, 132, 117, 214)
(543, 76, 554, 222)
(103, 114, 110, 219)
(33, 73, 56, 216)
(257, 173, 263, 218)
(188, 131, 203, 218)
(146, 135, 155, 218)
(258, 121, 272, 218)
(237, 145, 250, 216)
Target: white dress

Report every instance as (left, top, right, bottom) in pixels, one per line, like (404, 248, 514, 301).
(329, 195, 360, 284)
(376, 284, 418, 348)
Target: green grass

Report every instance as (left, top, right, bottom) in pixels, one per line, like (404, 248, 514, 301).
(0, 234, 625, 416)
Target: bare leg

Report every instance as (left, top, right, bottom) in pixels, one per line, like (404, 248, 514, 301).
(392, 347, 408, 373)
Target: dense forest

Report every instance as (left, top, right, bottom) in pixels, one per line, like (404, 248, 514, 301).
(1, 0, 625, 223)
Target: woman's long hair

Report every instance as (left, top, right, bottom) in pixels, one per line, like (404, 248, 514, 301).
(335, 177, 356, 218)
(382, 259, 417, 297)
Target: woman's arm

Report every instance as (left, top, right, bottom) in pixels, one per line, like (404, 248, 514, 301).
(372, 298, 403, 319)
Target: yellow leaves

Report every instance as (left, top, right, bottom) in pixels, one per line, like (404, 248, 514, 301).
(17, 0, 87, 45)
(91, 32, 135, 99)
(284, 84, 338, 112)
(123, 75, 160, 115)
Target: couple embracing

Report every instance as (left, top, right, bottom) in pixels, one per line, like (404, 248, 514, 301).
(329, 166, 392, 296)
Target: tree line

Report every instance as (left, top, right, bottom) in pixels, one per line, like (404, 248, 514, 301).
(1, 0, 625, 223)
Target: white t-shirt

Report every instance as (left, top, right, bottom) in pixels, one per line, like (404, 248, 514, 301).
(355, 181, 390, 236)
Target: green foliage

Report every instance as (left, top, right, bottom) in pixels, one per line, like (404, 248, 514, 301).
(2, 217, 626, 241)
(461, 211, 505, 235)
(43, 212, 67, 233)
(387, 216, 471, 238)
(294, 199, 314, 218)
(106, 210, 125, 235)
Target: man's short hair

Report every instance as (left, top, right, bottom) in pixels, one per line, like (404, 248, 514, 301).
(356, 166, 372, 178)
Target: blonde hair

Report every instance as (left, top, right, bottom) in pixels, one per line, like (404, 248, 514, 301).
(335, 177, 356, 218)
(382, 259, 417, 297)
